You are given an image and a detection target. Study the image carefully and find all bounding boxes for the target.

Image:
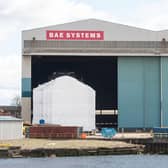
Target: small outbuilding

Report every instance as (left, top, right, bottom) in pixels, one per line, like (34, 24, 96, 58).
(0, 116, 23, 140)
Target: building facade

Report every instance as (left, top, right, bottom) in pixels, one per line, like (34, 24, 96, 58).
(22, 19, 168, 128)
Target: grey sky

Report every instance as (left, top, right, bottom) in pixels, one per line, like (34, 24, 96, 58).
(0, 0, 168, 105)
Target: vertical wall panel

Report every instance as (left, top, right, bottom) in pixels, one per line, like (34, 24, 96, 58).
(21, 98, 32, 122)
(118, 57, 144, 128)
(22, 78, 31, 97)
(0, 121, 23, 140)
(22, 56, 31, 78)
(22, 56, 32, 122)
(143, 57, 160, 127)
(161, 57, 168, 127)
(118, 57, 160, 128)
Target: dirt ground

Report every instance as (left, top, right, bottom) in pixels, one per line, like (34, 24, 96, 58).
(0, 133, 151, 150)
(0, 139, 138, 149)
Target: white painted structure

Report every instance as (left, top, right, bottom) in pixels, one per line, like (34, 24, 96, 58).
(33, 76, 95, 131)
(0, 116, 23, 140)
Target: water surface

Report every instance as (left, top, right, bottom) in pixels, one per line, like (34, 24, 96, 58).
(0, 155, 168, 168)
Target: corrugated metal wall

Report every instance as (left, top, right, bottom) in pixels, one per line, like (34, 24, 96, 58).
(0, 121, 23, 140)
(118, 57, 162, 128)
(161, 57, 168, 127)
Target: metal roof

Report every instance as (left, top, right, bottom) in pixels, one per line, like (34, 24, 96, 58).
(0, 116, 23, 121)
(22, 19, 168, 41)
(22, 19, 168, 56)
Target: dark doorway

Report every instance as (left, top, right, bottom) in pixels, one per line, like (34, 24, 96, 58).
(32, 56, 118, 127)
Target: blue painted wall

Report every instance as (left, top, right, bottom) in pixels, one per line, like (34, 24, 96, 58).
(118, 57, 160, 128)
(161, 57, 168, 127)
(118, 57, 144, 128)
(143, 57, 160, 127)
(22, 78, 31, 97)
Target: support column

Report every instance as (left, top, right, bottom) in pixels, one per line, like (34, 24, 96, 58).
(21, 55, 31, 123)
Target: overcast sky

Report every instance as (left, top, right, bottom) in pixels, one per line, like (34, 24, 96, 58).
(1, 0, 168, 105)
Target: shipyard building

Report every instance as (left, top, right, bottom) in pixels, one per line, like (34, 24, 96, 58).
(22, 19, 168, 129)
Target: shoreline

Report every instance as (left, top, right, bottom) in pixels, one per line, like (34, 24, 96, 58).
(0, 146, 144, 158)
(1, 133, 168, 158)
(0, 138, 144, 158)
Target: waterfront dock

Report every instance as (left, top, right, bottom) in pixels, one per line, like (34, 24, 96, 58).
(1, 132, 168, 158)
(0, 138, 144, 158)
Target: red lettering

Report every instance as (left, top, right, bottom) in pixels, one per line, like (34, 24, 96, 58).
(85, 33, 89, 38)
(76, 32, 80, 38)
(90, 33, 96, 38)
(66, 32, 71, 38)
(49, 32, 54, 38)
(96, 33, 101, 39)
(46, 30, 104, 40)
(80, 33, 85, 38)
(70, 33, 75, 38)
(59, 32, 64, 38)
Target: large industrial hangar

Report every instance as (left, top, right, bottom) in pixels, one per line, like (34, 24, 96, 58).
(22, 19, 168, 129)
